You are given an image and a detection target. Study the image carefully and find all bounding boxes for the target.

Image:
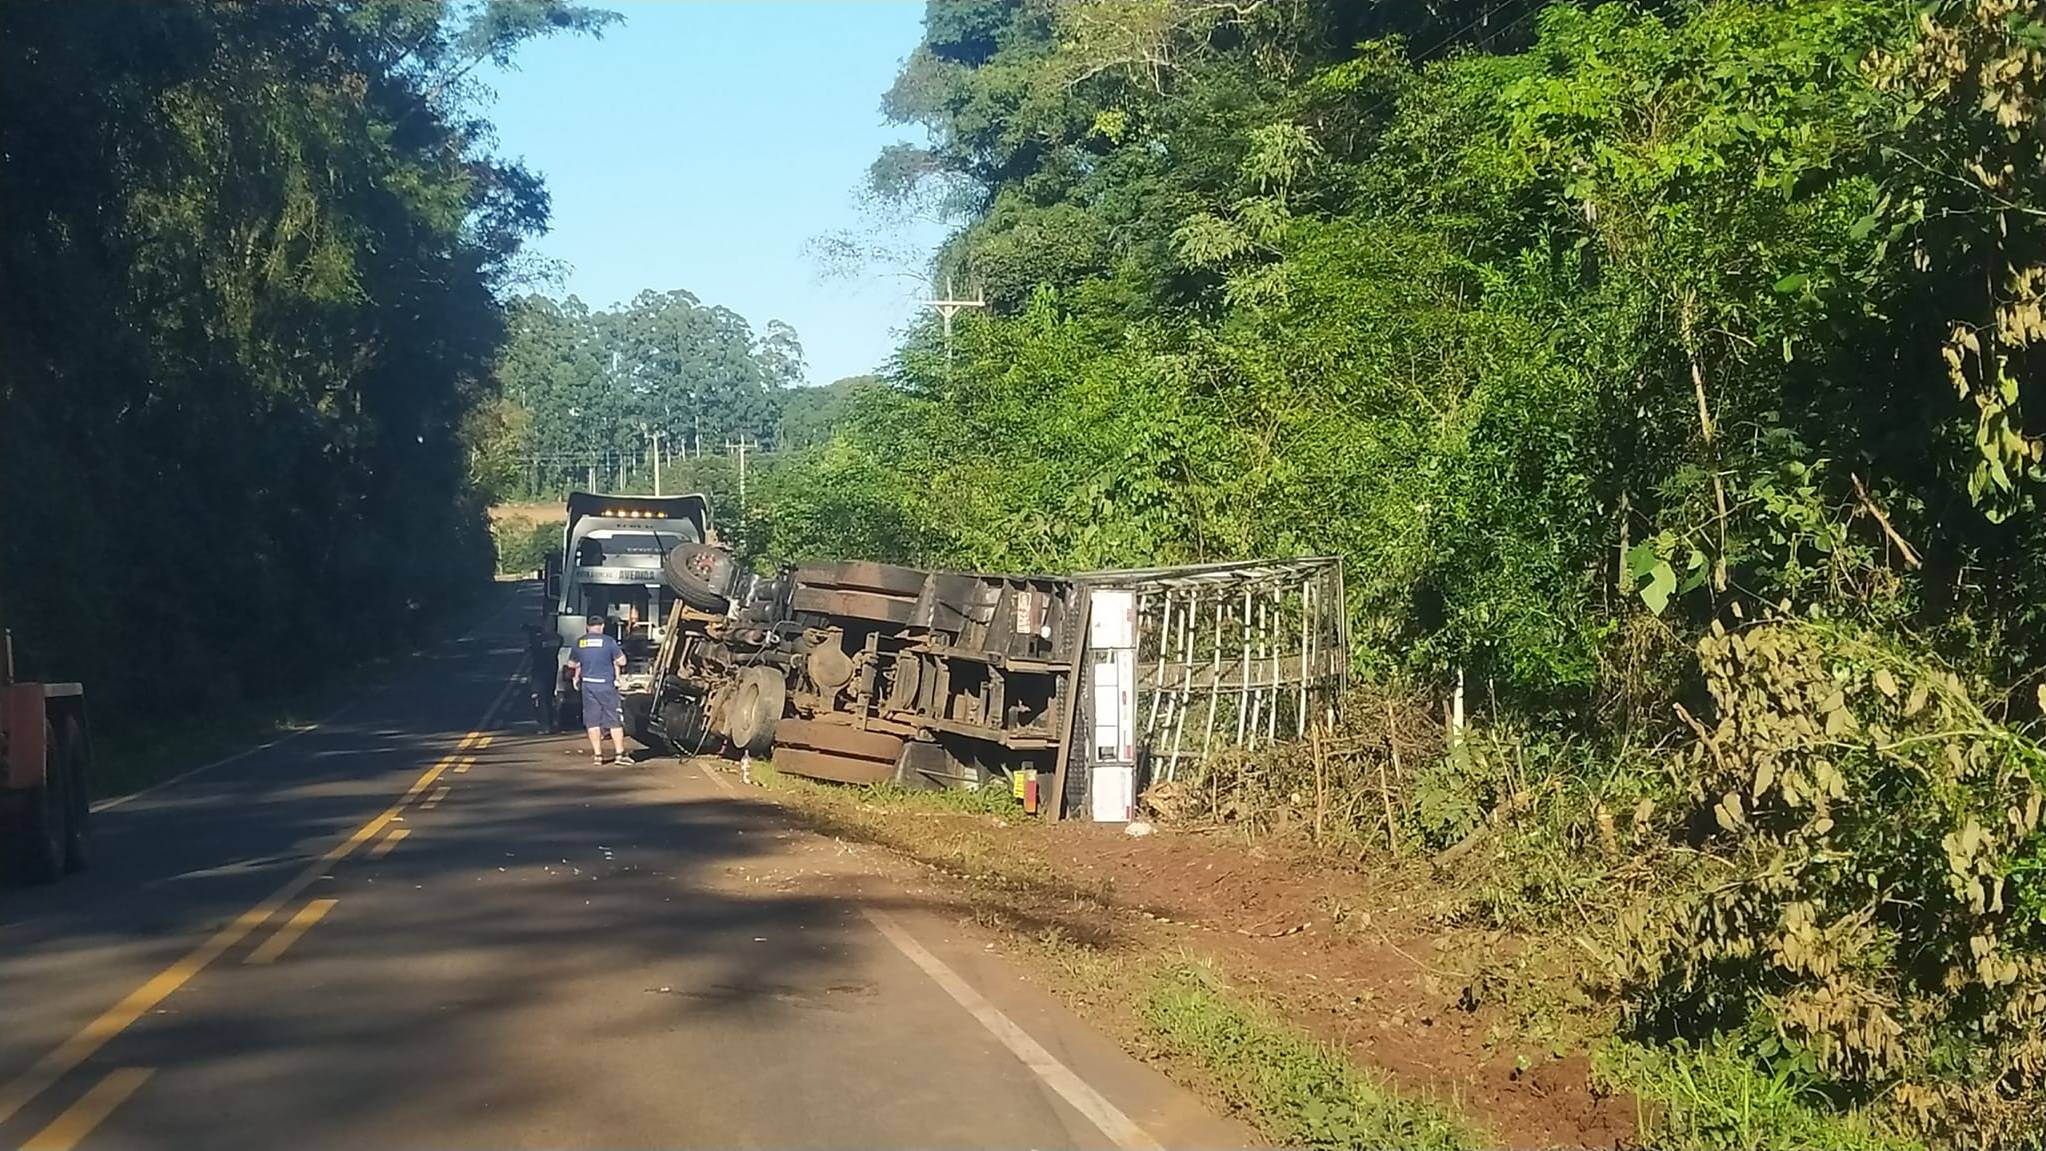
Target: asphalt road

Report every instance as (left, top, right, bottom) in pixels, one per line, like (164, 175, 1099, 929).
(0, 584, 1252, 1150)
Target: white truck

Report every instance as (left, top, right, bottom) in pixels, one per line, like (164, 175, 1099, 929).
(538, 491, 713, 734)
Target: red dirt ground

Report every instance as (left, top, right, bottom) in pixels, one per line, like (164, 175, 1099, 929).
(1025, 821, 1639, 1149)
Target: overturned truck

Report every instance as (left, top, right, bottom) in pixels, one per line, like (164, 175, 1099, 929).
(641, 535, 1348, 820)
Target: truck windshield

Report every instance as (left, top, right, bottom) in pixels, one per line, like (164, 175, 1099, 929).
(574, 531, 690, 565)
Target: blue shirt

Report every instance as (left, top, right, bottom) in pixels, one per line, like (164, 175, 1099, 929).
(571, 634, 623, 692)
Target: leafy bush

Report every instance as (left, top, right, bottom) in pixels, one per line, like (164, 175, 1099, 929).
(492, 519, 560, 577)
(1608, 619, 2046, 1148)
(1596, 1037, 1920, 1151)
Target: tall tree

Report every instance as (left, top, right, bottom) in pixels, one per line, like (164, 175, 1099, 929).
(0, 0, 615, 717)
(489, 290, 803, 496)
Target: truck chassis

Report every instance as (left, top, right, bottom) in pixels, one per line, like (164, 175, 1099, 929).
(646, 558, 1082, 794)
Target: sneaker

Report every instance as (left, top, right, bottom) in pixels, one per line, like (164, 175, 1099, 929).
(615, 753, 637, 766)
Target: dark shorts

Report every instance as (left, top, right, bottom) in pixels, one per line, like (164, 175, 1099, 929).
(581, 685, 622, 730)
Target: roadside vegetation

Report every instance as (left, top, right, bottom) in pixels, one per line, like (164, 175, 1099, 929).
(490, 510, 565, 578)
(1140, 959, 1485, 1151)
(0, 0, 614, 730)
(738, 2, 2046, 1147)
(11, 0, 2045, 1142)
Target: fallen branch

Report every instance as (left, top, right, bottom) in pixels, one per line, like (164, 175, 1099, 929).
(1378, 705, 1399, 854)
(1673, 701, 1723, 767)
(1432, 824, 1492, 869)
(1850, 472, 1923, 570)
(1312, 724, 1327, 845)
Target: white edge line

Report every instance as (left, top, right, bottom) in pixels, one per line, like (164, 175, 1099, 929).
(861, 907, 1164, 1151)
(92, 587, 528, 814)
(697, 760, 737, 795)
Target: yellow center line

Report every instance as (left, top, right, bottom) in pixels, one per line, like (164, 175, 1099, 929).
(452, 755, 475, 775)
(0, 703, 506, 1125)
(245, 899, 338, 966)
(473, 735, 494, 751)
(21, 1067, 154, 1151)
(367, 827, 410, 859)
(421, 784, 451, 809)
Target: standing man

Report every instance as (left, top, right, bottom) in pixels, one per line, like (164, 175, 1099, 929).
(571, 614, 632, 764)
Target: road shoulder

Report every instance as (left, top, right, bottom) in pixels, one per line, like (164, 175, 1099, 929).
(666, 755, 1262, 1150)
(732, 763, 1641, 1150)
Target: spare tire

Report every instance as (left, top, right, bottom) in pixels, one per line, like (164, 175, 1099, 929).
(662, 543, 740, 612)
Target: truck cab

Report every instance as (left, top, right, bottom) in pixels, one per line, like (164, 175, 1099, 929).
(543, 492, 712, 733)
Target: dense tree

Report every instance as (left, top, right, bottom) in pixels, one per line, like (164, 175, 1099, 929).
(0, 0, 613, 718)
(777, 375, 880, 450)
(782, 0, 2046, 691)
(484, 291, 803, 497)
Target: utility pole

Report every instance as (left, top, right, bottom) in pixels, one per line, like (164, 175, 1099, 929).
(917, 273, 985, 369)
(724, 436, 757, 515)
(648, 430, 664, 496)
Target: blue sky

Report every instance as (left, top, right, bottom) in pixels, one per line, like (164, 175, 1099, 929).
(482, 1, 942, 385)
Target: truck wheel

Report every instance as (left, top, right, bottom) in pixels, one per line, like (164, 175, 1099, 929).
(61, 718, 92, 873)
(627, 698, 657, 747)
(662, 544, 737, 613)
(5, 721, 66, 884)
(725, 667, 785, 755)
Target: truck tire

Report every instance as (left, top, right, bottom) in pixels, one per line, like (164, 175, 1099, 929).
(61, 718, 90, 873)
(725, 666, 786, 755)
(5, 720, 66, 884)
(662, 544, 737, 613)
